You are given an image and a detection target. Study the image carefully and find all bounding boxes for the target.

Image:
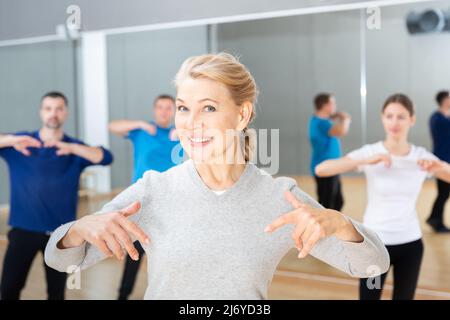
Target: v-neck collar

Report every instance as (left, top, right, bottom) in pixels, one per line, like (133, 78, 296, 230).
(186, 159, 256, 202)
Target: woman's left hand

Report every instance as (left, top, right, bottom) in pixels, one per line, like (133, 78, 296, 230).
(265, 191, 363, 258)
(417, 159, 445, 174)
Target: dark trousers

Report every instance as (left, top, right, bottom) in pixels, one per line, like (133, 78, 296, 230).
(314, 175, 344, 211)
(0, 228, 67, 300)
(428, 179, 450, 226)
(118, 241, 146, 300)
(359, 239, 424, 300)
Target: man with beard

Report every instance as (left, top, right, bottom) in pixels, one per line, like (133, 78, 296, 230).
(0, 91, 113, 300)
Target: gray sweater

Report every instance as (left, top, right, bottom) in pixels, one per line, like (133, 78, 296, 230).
(45, 159, 389, 299)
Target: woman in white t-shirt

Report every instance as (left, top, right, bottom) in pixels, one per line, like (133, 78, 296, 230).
(315, 93, 450, 300)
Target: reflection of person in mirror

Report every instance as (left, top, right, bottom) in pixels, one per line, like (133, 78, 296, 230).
(316, 93, 450, 300)
(427, 90, 450, 233)
(0, 91, 113, 300)
(45, 53, 389, 300)
(309, 93, 351, 211)
(109, 94, 182, 300)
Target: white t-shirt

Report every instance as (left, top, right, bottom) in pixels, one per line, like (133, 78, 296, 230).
(347, 141, 438, 245)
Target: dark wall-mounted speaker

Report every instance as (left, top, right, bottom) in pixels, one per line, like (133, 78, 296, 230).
(406, 8, 450, 34)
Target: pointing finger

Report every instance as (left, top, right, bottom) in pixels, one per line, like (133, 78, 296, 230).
(265, 212, 296, 233)
(284, 190, 304, 209)
(120, 201, 141, 217)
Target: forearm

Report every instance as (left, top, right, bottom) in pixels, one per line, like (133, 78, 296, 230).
(45, 221, 107, 273)
(435, 162, 450, 183)
(315, 218, 390, 278)
(70, 143, 104, 163)
(289, 186, 389, 278)
(44, 222, 88, 272)
(336, 118, 351, 135)
(0, 134, 14, 148)
(109, 120, 144, 136)
(329, 120, 350, 137)
(341, 119, 351, 135)
(315, 157, 361, 177)
(59, 223, 86, 249)
(334, 214, 364, 243)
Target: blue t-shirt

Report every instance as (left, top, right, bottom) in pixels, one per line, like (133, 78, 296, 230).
(127, 122, 183, 182)
(308, 115, 342, 175)
(430, 111, 450, 162)
(0, 131, 113, 233)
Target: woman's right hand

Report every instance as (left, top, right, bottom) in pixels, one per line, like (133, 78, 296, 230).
(364, 153, 392, 167)
(59, 201, 150, 261)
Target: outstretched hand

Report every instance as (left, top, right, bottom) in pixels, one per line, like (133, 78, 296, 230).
(62, 201, 150, 261)
(417, 159, 445, 175)
(265, 191, 358, 258)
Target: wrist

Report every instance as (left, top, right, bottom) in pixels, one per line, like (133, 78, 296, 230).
(357, 158, 367, 166)
(66, 143, 76, 155)
(5, 135, 17, 146)
(58, 222, 85, 249)
(334, 212, 363, 243)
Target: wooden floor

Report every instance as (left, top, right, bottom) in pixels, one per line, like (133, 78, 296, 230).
(1, 176, 450, 300)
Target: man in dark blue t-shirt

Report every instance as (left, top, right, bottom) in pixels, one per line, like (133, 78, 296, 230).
(308, 93, 351, 211)
(109, 94, 182, 300)
(0, 91, 113, 299)
(427, 90, 450, 233)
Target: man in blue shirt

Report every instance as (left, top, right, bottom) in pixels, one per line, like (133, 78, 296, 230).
(309, 93, 351, 211)
(109, 94, 182, 300)
(0, 91, 113, 300)
(427, 90, 450, 233)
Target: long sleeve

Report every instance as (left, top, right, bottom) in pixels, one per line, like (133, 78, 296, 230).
(289, 185, 390, 278)
(77, 145, 114, 168)
(44, 173, 149, 273)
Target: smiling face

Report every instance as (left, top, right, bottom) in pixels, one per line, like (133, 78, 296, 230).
(40, 97, 68, 129)
(381, 102, 415, 140)
(175, 77, 252, 164)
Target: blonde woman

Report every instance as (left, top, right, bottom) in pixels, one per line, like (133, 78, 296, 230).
(45, 53, 389, 299)
(316, 94, 450, 300)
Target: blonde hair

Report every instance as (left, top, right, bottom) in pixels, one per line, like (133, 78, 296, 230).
(174, 52, 258, 162)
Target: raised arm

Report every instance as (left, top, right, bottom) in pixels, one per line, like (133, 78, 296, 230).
(418, 159, 450, 184)
(315, 154, 392, 177)
(109, 119, 156, 137)
(329, 112, 351, 137)
(44, 175, 150, 273)
(315, 157, 362, 177)
(265, 186, 389, 278)
(43, 140, 111, 164)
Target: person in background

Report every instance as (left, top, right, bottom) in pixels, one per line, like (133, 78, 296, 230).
(316, 93, 450, 299)
(0, 91, 113, 300)
(308, 93, 351, 211)
(109, 94, 182, 300)
(427, 90, 450, 233)
(44, 53, 389, 300)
